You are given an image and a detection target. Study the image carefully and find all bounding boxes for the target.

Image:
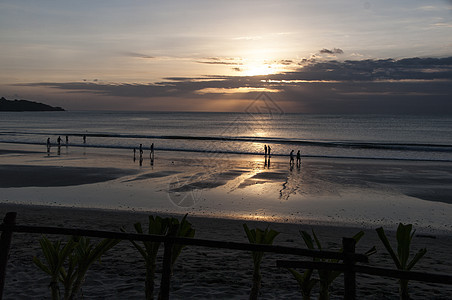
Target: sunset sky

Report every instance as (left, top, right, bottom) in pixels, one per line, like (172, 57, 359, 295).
(1, 0, 451, 113)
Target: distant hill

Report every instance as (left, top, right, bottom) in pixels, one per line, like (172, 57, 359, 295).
(0, 97, 65, 111)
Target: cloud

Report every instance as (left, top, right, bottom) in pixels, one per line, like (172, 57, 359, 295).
(122, 52, 155, 59)
(319, 48, 344, 55)
(15, 56, 452, 114)
(196, 57, 242, 65)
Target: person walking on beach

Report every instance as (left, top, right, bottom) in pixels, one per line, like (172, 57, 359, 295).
(139, 144, 143, 156)
(57, 136, 62, 146)
(65, 135, 69, 145)
(150, 143, 154, 155)
(83, 135, 86, 144)
(268, 146, 271, 157)
(264, 145, 267, 156)
(289, 150, 294, 165)
(46, 138, 51, 152)
(296, 150, 301, 166)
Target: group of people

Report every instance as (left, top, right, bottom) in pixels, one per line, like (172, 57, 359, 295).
(263, 145, 302, 167)
(46, 135, 70, 153)
(134, 143, 155, 166)
(264, 145, 271, 157)
(289, 149, 301, 167)
(46, 134, 86, 151)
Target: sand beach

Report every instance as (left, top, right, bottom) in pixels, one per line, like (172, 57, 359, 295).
(1, 142, 452, 299)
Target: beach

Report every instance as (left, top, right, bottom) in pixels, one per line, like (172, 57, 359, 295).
(1, 142, 452, 232)
(1, 142, 452, 299)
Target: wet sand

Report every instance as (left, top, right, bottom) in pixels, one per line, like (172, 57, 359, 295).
(1, 143, 452, 298)
(1, 142, 452, 233)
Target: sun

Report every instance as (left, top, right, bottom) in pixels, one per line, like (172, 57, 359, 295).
(240, 56, 289, 76)
(242, 62, 275, 76)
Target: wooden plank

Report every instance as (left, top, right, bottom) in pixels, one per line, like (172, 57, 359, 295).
(343, 237, 356, 300)
(0, 224, 368, 262)
(276, 260, 452, 285)
(0, 212, 17, 300)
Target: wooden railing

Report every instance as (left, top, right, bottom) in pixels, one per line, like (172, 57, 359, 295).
(1, 212, 451, 299)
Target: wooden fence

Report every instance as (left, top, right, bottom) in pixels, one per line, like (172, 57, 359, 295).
(1, 211, 451, 299)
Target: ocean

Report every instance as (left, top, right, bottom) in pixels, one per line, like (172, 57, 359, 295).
(1, 111, 452, 161)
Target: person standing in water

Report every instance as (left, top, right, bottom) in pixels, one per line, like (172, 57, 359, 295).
(268, 146, 271, 157)
(46, 138, 51, 152)
(296, 150, 301, 166)
(264, 145, 267, 156)
(289, 150, 294, 165)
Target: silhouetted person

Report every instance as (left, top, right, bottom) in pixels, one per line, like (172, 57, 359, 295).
(133, 148, 136, 162)
(150, 143, 154, 157)
(57, 136, 62, 146)
(139, 144, 143, 156)
(296, 150, 301, 166)
(264, 145, 267, 156)
(268, 146, 271, 157)
(289, 150, 294, 165)
(83, 135, 86, 144)
(65, 135, 69, 145)
(46, 138, 51, 152)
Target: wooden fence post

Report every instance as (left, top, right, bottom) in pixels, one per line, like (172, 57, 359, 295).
(0, 212, 17, 300)
(159, 238, 173, 300)
(343, 237, 356, 300)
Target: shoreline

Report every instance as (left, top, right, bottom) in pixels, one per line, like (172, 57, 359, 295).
(2, 140, 452, 163)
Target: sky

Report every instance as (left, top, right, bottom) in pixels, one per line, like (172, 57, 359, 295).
(1, 0, 452, 113)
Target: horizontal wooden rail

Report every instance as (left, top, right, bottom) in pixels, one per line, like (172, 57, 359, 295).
(276, 260, 452, 285)
(0, 223, 368, 262)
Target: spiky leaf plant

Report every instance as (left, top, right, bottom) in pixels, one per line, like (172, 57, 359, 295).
(299, 230, 376, 300)
(376, 223, 427, 300)
(34, 235, 119, 300)
(123, 214, 195, 300)
(33, 236, 77, 300)
(243, 224, 279, 300)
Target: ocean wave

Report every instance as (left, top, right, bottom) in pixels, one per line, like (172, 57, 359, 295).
(3, 131, 452, 153)
(2, 140, 452, 163)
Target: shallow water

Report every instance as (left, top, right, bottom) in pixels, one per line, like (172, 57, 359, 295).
(1, 112, 452, 161)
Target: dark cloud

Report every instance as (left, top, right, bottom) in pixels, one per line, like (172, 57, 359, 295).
(196, 57, 242, 65)
(16, 56, 452, 114)
(319, 48, 344, 55)
(279, 59, 294, 65)
(122, 52, 155, 59)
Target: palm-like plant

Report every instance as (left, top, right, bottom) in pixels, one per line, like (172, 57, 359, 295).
(64, 236, 120, 300)
(243, 224, 279, 300)
(376, 223, 427, 300)
(33, 235, 119, 300)
(124, 215, 169, 300)
(33, 236, 77, 300)
(287, 267, 317, 300)
(124, 214, 195, 300)
(299, 230, 375, 300)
